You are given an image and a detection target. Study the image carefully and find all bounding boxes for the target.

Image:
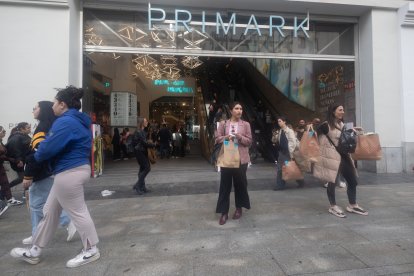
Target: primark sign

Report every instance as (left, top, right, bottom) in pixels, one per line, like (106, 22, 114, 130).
(148, 3, 310, 38)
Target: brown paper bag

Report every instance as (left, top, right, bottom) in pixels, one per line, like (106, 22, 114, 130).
(293, 150, 311, 173)
(299, 126, 320, 163)
(217, 140, 240, 168)
(351, 133, 382, 160)
(282, 161, 304, 181)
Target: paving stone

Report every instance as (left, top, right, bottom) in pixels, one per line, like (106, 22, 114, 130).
(268, 244, 367, 275)
(341, 241, 414, 267)
(193, 251, 286, 276)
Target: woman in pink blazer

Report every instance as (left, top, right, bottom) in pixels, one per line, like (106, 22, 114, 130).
(215, 102, 252, 225)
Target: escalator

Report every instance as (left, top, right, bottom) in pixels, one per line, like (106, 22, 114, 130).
(197, 57, 318, 163)
(225, 58, 317, 162)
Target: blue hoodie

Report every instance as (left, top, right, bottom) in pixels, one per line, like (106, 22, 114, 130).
(34, 109, 92, 174)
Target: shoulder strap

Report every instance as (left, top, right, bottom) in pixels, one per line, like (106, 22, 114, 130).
(325, 134, 336, 149)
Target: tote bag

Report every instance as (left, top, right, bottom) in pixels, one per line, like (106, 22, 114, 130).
(299, 126, 320, 163)
(351, 132, 382, 160)
(216, 140, 240, 168)
(282, 160, 304, 181)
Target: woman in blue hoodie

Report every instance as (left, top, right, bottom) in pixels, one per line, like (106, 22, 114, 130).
(11, 86, 100, 268)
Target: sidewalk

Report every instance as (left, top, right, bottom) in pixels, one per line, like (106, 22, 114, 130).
(1, 157, 414, 275)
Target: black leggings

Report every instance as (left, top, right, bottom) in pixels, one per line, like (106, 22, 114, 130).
(327, 155, 357, 206)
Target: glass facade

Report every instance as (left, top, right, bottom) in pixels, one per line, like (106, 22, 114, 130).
(84, 9, 355, 57)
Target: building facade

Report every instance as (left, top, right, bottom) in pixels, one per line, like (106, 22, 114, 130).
(0, 0, 413, 173)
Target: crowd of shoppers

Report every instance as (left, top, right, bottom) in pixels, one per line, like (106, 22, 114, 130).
(1, 79, 369, 270)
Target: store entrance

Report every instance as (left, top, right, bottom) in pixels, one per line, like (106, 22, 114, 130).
(82, 53, 356, 171)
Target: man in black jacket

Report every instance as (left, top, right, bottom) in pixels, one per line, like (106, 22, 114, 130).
(157, 124, 172, 159)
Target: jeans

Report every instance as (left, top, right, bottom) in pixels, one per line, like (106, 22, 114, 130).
(29, 177, 70, 236)
(160, 143, 170, 159)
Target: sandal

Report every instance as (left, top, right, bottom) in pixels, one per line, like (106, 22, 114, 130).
(346, 205, 368, 216)
(329, 206, 346, 218)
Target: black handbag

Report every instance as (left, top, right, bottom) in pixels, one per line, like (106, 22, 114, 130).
(326, 126, 357, 155)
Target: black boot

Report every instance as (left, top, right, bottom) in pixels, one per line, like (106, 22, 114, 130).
(134, 183, 144, 195)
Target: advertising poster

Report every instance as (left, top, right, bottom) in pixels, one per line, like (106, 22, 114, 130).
(254, 59, 271, 79)
(269, 59, 290, 97)
(314, 61, 355, 124)
(290, 60, 314, 110)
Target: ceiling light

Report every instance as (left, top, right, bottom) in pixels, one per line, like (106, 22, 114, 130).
(181, 56, 203, 69)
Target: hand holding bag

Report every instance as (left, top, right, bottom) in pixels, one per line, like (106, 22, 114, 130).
(299, 125, 320, 163)
(351, 130, 382, 160)
(217, 140, 240, 168)
(282, 160, 304, 181)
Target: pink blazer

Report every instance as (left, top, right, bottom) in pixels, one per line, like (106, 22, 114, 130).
(215, 120, 252, 165)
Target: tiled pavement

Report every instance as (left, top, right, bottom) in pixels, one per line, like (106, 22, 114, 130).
(1, 156, 414, 275)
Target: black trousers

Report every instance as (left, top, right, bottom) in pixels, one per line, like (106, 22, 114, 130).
(216, 163, 251, 214)
(327, 155, 357, 205)
(135, 150, 151, 191)
(112, 144, 121, 160)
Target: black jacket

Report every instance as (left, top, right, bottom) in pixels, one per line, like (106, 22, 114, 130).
(24, 101, 57, 182)
(132, 130, 154, 152)
(158, 128, 172, 145)
(6, 132, 31, 172)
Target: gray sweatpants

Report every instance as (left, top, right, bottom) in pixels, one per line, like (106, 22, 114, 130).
(33, 165, 99, 249)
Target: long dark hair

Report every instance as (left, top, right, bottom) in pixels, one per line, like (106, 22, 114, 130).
(229, 101, 242, 110)
(35, 101, 56, 133)
(10, 122, 30, 136)
(55, 85, 84, 110)
(326, 104, 343, 129)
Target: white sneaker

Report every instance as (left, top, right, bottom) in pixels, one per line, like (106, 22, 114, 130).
(7, 197, 23, 206)
(22, 236, 33, 245)
(66, 248, 100, 268)
(339, 181, 347, 188)
(66, 221, 76, 242)
(10, 247, 40, 265)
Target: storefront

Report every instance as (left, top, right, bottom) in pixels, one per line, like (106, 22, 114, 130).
(0, 0, 413, 173)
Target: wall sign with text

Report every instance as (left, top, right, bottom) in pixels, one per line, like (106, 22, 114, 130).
(110, 92, 137, 127)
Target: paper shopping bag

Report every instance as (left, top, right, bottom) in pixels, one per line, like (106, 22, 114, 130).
(299, 126, 320, 163)
(282, 160, 304, 181)
(351, 133, 382, 160)
(217, 140, 240, 168)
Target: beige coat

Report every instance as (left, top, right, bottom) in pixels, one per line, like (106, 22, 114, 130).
(313, 121, 356, 183)
(272, 127, 298, 159)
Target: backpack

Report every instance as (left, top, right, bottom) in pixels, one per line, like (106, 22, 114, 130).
(326, 126, 357, 155)
(337, 126, 357, 154)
